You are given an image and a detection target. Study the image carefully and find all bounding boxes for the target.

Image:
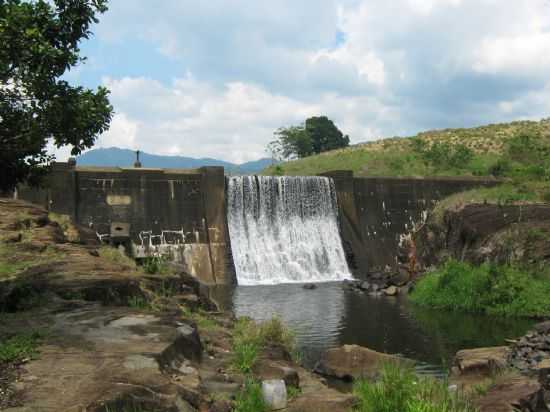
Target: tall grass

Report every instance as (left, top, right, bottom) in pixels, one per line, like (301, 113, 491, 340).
(353, 363, 477, 412)
(411, 260, 550, 317)
(234, 378, 268, 412)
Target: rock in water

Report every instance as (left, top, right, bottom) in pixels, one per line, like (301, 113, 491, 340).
(384, 286, 398, 296)
(314, 344, 412, 381)
(262, 379, 287, 410)
(303, 284, 317, 290)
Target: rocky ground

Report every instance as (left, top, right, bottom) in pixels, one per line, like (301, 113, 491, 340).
(0, 199, 355, 412)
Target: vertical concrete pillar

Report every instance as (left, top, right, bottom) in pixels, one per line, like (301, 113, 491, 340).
(200, 167, 236, 284)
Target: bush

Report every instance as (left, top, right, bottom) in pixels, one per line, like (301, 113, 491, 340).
(411, 260, 550, 317)
(353, 363, 476, 412)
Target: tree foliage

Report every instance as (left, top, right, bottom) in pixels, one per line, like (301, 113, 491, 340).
(268, 116, 349, 160)
(0, 0, 113, 192)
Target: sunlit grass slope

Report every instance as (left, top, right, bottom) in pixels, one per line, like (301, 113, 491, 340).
(263, 119, 550, 179)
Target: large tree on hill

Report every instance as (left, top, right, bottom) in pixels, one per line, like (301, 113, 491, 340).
(305, 116, 350, 154)
(268, 116, 349, 160)
(0, 0, 113, 192)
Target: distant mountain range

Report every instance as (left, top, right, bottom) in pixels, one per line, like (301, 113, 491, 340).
(76, 147, 274, 174)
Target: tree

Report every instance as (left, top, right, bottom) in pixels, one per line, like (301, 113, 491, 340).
(305, 116, 350, 154)
(270, 125, 313, 159)
(268, 116, 349, 160)
(0, 0, 113, 192)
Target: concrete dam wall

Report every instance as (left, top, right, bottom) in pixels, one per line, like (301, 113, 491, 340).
(18, 163, 497, 284)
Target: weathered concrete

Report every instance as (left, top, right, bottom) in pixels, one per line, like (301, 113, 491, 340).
(20, 164, 498, 281)
(18, 164, 234, 285)
(322, 171, 498, 275)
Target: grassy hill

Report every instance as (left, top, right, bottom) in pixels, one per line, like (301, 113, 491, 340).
(263, 119, 550, 179)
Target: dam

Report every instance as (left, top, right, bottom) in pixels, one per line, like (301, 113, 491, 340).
(18, 161, 533, 372)
(17, 161, 497, 285)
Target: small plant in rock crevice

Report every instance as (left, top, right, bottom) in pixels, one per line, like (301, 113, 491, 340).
(231, 317, 296, 374)
(0, 331, 43, 363)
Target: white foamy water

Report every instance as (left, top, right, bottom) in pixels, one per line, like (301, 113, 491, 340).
(226, 176, 353, 285)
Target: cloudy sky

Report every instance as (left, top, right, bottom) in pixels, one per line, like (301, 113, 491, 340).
(58, 0, 550, 163)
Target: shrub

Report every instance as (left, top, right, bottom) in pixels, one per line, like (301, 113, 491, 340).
(411, 260, 550, 317)
(353, 363, 476, 412)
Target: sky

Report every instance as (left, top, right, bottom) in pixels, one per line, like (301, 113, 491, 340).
(55, 0, 550, 163)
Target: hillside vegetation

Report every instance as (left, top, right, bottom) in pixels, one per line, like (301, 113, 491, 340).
(264, 119, 550, 178)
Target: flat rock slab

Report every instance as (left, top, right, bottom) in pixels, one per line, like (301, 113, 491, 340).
(476, 375, 541, 412)
(314, 344, 412, 380)
(5, 304, 201, 411)
(454, 346, 509, 376)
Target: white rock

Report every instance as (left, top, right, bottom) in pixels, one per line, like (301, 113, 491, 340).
(262, 379, 287, 410)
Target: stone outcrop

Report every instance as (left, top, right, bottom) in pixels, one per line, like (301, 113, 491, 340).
(0, 199, 360, 412)
(414, 203, 550, 270)
(314, 344, 412, 381)
(509, 322, 550, 374)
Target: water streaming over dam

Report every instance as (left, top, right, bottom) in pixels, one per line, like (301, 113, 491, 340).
(226, 176, 352, 285)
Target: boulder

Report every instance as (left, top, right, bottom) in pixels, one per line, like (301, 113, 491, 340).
(389, 268, 410, 287)
(384, 286, 398, 296)
(534, 321, 550, 334)
(358, 281, 371, 291)
(303, 284, 317, 290)
(314, 344, 410, 381)
(159, 324, 203, 368)
(253, 360, 300, 388)
(262, 379, 287, 410)
(453, 347, 509, 376)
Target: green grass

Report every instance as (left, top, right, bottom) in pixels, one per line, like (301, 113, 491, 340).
(287, 385, 301, 400)
(180, 306, 219, 331)
(234, 378, 268, 412)
(231, 317, 296, 373)
(411, 260, 550, 317)
(263, 119, 550, 191)
(48, 213, 80, 242)
(0, 331, 43, 363)
(0, 242, 63, 279)
(98, 246, 136, 268)
(127, 295, 150, 310)
(353, 363, 477, 412)
(141, 256, 172, 275)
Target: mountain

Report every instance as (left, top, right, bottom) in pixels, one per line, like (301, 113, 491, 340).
(76, 147, 274, 174)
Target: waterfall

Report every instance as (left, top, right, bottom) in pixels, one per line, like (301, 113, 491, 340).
(226, 176, 353, 285)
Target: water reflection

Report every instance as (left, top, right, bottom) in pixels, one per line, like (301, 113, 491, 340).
(233, 282, 345, 366)
(212, 282, 535, 372)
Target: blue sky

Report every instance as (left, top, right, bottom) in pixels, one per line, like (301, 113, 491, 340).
(58, 0, 550, 163)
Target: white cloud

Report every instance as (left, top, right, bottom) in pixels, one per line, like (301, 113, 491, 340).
(58, 0, 550, 162)
(96, 113, 139, 149)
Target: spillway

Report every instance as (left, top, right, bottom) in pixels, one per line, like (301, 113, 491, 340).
(226, 176, 352, 285)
